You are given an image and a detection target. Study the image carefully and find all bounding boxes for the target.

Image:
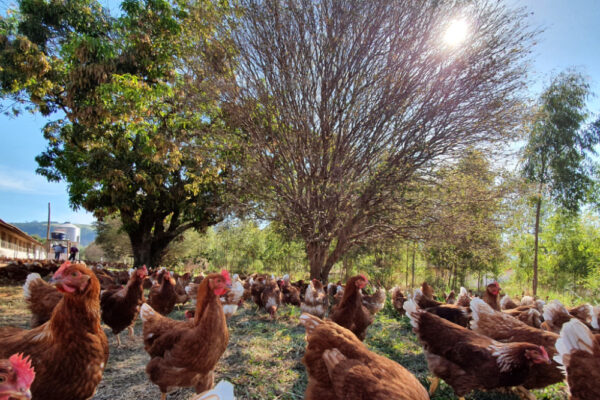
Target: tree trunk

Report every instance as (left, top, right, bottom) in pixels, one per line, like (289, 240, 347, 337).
(307, 242, 329, 281)
(451, 263, 458, 290)
(411, 242, 416, 289)
(343, 258, 351, 281)
(533, 195, 542, 296)
(405, 242, 409, 288)
(130, 237, 171, 268)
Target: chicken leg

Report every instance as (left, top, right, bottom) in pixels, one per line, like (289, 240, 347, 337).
(427, 376, 440, 396)
(160, 393, 166, 400)
(115, 333, 121, 347)
(513, 385, 536, 400)
(128, 325, 135, 340)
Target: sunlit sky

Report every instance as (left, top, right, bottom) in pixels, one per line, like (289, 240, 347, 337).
(0, 0, 599, 224)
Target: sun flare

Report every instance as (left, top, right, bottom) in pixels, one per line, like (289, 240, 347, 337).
(443, 19, 469, 47)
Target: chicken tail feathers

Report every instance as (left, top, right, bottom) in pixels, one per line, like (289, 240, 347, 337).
(592, 306, 599, 330)
(300, 312, 323, 335)
(500, 294, 512, 309)
(403, 299, 420, 328)
(554, 318, 595, 369)
(23, 273, 42, 301)
(140, 303, 158, 323)
(544, 300, 569, 323)
(469, 297, 494, 330)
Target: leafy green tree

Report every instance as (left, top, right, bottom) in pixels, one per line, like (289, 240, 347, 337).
(227, 0, 535, 281)
(93, 215, 132, 262)
(522, 71, 600, 295)
(423, 150, 506, 290)
(1, 0, 237, 267)
(81, 242, 106, 262)
(163, 219, 308, 275)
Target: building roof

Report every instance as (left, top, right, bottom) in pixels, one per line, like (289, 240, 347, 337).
(0, 219, 44, 247)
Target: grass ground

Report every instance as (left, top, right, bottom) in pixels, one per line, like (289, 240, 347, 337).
(0, 283, 569, 399)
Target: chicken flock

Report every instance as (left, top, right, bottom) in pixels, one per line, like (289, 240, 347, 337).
(0, 260, 599, 400)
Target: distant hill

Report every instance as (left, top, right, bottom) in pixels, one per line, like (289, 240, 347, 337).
(10, 221, 97, 246)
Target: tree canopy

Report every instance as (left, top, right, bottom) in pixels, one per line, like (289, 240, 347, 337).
(521, 70, 600, 294)
(226, 0, 536, 280)
(423, 149, 507, 289)
(1, 0, 238, 267)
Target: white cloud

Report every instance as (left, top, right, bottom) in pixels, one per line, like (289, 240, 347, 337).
(0, 166, 64, 195)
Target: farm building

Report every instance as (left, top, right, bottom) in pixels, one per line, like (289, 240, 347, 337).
(0, 219, 46, 259)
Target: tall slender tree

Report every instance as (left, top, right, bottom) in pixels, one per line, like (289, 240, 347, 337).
(227, 0, 536, 280)
(522, 71, 600, 295)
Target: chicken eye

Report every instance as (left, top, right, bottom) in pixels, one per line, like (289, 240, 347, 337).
(71, 272, 78, 277)
(0, 376, 5, 383)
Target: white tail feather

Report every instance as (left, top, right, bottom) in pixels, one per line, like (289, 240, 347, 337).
(23, 273, 42, 301)
(500, 294, 512, 309)
(412, 288, 423, 302)
(299, 312, 323, 335)
(222, 304, 238, 317)
(554, 318, 595, 368)
(140, 303, 156, 323)
(459, 287, 467, 296)
(535, 299, 546, 312)
(469, 297, 493, 330)
(403, 299, 419, 328)
(520, 296, 534, 306)
(592, 306, 599, 330)
(190, 380, 235, 400)
(544, 300, 567, 322)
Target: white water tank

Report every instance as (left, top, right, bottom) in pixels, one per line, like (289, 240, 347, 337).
(54, 223, 81, 244)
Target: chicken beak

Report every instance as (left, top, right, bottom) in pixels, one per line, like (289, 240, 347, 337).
(48, 275, 63, 285)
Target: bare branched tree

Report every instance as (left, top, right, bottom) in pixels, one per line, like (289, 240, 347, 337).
(227, 0, 536, 281)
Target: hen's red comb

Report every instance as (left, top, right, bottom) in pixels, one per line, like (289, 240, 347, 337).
(539, 345, 549, 360)
(221, 270, 231, 284)
(53, 261, 72, 278)
(9, 353, 35, 388)
(358, 274, 368, 282)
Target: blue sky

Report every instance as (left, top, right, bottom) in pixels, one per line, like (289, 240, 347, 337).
(0, 0, 599, 224)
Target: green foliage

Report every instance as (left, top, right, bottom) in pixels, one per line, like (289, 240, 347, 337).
(521, 70, 600, 294)
(506, 206, 600, 297)
(93, 215, 133, 262)
(162, 219, 308, 274)
(423, 150, 506, 288)
(2, 0, 239, 267)
(522, 71, 600, 212)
